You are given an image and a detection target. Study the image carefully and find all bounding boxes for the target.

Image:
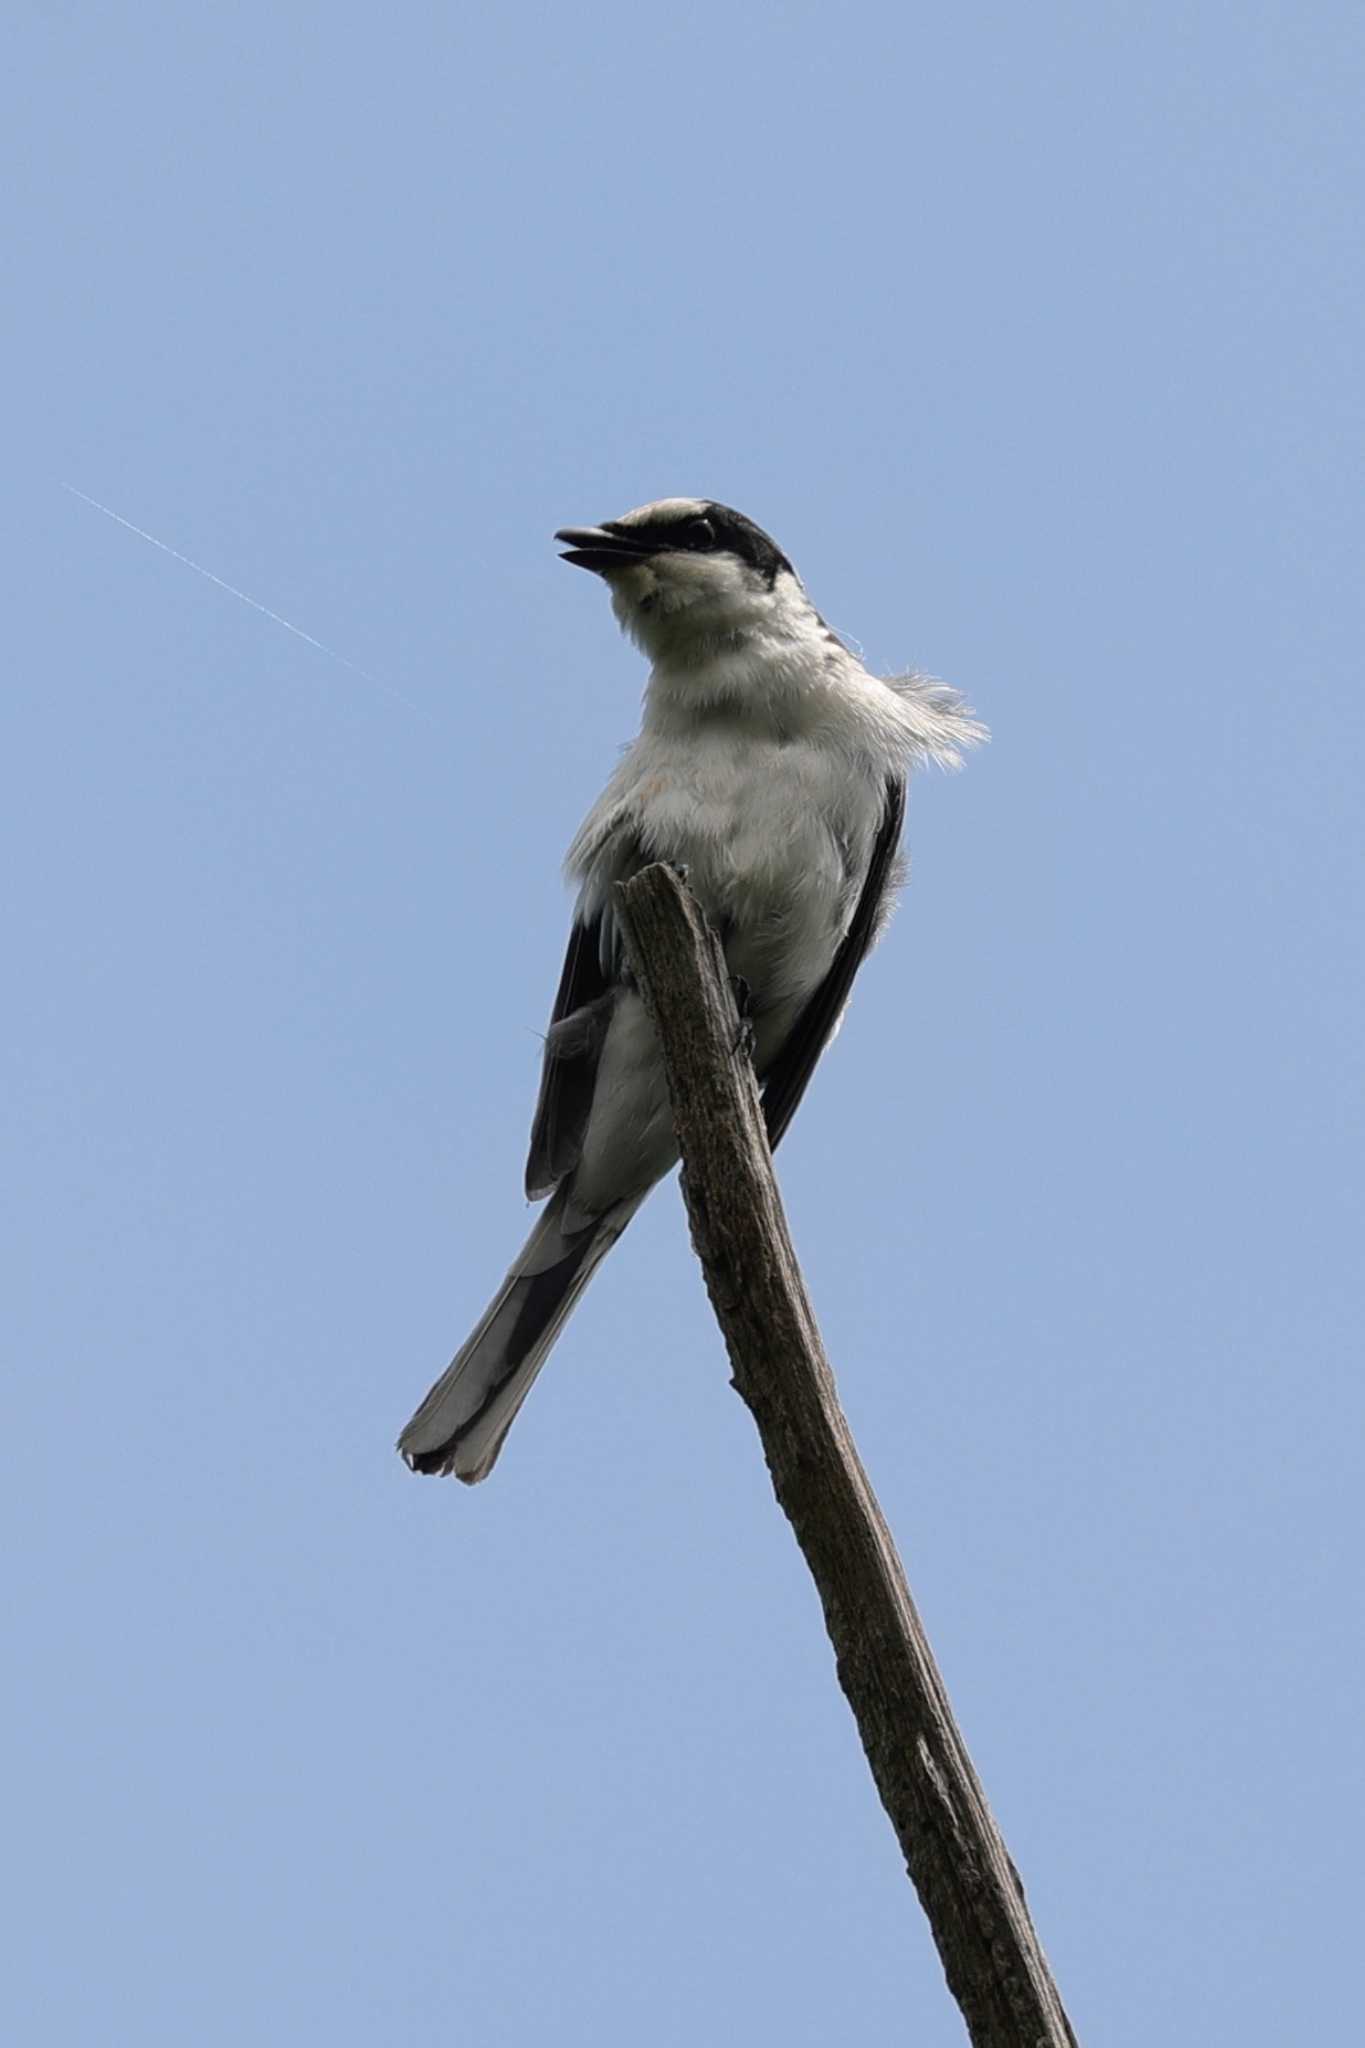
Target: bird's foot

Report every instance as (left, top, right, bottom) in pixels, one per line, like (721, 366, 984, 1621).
(729, 975, 756, 1061)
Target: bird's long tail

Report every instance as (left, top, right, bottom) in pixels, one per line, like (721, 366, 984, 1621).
(397, 1186, 643, 1482)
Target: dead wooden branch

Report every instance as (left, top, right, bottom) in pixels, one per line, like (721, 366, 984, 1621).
(615, 863, 1077, 2048)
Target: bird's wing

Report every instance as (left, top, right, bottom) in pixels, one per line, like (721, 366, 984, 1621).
(526, 794, 651, 1201)
(524, 912, 616, 1199)
(760, 775, 907, 1152)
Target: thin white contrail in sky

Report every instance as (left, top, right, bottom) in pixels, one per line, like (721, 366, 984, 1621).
(59, 480, 422, 718)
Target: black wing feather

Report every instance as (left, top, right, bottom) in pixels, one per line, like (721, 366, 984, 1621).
(524, 913, 614, 1199)
(760, 775, 907, 1152)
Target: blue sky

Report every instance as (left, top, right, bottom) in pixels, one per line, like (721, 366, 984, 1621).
(5, 5, 1361, 2042)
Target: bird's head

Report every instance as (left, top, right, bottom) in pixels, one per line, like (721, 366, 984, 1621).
(555, 498, 804, 659)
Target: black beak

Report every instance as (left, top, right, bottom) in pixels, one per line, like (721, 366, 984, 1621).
(555, 526, 655, 574)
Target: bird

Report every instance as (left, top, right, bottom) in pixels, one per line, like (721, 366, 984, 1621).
(398, 498, 984, 1481)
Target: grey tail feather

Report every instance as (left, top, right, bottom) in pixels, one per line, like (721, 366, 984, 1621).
(397, 1186, 641, 1483)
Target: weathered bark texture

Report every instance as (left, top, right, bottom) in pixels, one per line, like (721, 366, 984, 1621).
(615, 863, 1078, 2048)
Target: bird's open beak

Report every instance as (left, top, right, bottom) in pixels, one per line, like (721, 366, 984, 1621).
(555, 526, 655, 574)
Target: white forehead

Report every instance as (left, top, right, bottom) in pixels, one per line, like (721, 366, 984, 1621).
(612, 497, 709, 527)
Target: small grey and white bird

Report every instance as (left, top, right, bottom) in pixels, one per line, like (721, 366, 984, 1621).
(399, 498, 983, 1481)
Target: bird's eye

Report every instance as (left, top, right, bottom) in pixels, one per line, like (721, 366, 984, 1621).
(683, 517, 716, 549)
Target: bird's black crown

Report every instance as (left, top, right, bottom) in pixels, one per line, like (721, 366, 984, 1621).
(604, 502, 792, 586)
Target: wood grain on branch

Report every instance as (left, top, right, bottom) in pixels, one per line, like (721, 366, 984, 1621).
(615, 863, 1078, 2048)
